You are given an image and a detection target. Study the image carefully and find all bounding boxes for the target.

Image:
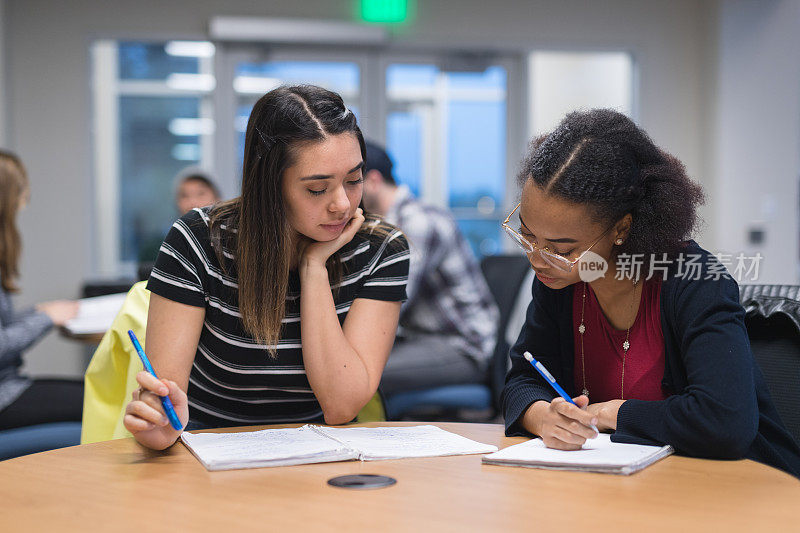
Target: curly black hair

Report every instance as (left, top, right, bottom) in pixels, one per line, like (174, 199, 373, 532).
(517, 108, 705, 263)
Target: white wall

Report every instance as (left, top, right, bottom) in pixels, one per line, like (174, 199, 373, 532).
(529, 51, 634, 136)
(713, 0, 800, 285)
(3, 0, 719, 376)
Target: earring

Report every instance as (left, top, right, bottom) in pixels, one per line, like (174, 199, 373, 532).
(615, 239, 623, 245)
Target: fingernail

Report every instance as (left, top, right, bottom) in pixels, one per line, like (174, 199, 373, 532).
(160, 387, 168, 395)
(592, 418, 598, 425)
(162, 416, 168, 425)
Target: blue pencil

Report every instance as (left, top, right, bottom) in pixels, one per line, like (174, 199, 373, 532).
(128, 330, 183, 431)
(523, 351, 598, 434)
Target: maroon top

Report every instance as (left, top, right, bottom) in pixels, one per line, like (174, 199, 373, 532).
(572, 279, 668, 403)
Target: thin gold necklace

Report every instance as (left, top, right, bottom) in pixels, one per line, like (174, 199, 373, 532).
(579, 279, 639, 400)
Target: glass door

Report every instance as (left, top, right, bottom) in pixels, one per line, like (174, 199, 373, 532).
(383, 57, 513, 256)
(215, 46, 522, 257)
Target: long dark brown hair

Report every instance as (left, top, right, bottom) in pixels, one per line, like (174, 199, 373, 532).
(0, 150, 28, 293)
(209, 85, 395, 356)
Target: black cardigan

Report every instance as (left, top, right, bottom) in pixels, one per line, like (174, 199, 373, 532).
(502, 242, 800, 478)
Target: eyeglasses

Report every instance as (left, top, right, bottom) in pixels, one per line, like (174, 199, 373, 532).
(501, 203, 611, 272)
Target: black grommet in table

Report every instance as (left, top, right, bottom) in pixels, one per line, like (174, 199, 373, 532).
(327, 474, 397, 489)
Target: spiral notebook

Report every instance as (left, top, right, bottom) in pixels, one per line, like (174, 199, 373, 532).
(482, 433, 673, 475)
(181, 424, 498, 471)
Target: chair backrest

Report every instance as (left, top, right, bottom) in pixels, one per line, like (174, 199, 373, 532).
(740, 284, 800, 444)
(480, 254, 532, 410)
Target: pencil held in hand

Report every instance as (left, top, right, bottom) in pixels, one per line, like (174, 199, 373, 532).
(127, 330, 184, 431)
(523, 351, 598, 436)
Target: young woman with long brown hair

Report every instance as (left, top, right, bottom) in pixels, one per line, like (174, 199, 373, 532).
(123, 85, 410, 450)
(0, 150, 81, 430)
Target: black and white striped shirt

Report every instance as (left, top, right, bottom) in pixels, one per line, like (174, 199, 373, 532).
(147, 207, 409, 428)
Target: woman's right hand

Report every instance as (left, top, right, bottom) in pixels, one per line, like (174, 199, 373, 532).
(123, 370, 189, 450)
(36, 300, 79, 326)
(524, 396, 598, 451)
(298, 208, 365, 271)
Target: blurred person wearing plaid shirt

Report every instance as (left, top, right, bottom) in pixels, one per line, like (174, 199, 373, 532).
(362, 142, 499, 396)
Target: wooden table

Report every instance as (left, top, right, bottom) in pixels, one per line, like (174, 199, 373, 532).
(1, 422, 798, 532)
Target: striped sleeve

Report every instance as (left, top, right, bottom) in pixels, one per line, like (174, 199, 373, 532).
(356, 229, 410, 302)
(146, 212, 208, 308)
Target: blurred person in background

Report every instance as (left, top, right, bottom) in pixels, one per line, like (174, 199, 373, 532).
(361, 141, 499, 397)
(138, 168, 221, 277)
(0, 150, 82, 430)
(174, 168, 221, 216)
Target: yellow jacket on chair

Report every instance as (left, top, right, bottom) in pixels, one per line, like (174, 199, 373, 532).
(80, 281, 148, 444)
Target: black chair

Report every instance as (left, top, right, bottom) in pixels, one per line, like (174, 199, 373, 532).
(82, 279, 137, 298)
(383, 254, 531, 420)
(740, 284, 800, 443)
(481, 254, 533, 411)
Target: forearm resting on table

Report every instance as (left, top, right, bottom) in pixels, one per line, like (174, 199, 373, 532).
(300, 264, 382, 425)
(522, 399, 622, 436)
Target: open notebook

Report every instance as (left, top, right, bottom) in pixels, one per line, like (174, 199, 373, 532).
(482, 433, 673, 475)
(180, 425, 498, 471)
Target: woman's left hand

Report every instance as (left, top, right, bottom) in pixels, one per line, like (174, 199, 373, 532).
(299, 208, 365, 270)
(586, 399, 626, 431)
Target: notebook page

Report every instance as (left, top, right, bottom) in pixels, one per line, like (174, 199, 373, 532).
(483, 433, 672, 474)
(63, 292, 127, 335)
(315, 425, 498, 460)
(180, 425, 358, 471)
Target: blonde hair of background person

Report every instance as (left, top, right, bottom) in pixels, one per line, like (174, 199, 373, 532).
(123, 86, 410, 450)
(0, 151, 79, 323)
(0, 150, 29, 294)
(0, 150, 82, 431)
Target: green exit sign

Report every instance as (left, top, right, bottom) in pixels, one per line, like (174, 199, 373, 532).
(361, 0, 408, 23)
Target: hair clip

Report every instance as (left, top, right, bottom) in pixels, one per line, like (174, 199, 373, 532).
(256, 128, 273, 149)
(255, 127, 275, 159)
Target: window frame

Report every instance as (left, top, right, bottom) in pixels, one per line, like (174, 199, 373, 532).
(92, 39, 216, 277)
(92, 38, 637, 276)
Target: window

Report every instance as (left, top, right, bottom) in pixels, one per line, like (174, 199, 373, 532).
(92, 40, 215, 276)
(231, 60, 361, 178)
(92, 40, 635, 276)
(386, 63, 508, 256)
